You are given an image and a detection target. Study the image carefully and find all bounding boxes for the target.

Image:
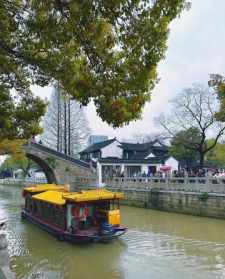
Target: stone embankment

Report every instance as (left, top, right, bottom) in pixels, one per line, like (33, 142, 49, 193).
(104, 177, 225, 219)
(0, 178, 47, 186)
(0, 222, 15, 279)
(0, 176, 97, 191)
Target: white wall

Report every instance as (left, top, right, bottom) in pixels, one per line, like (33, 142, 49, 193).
(97, 161, 103, 187)
(165, 157, 178, 171)
(101, 140, 123, 158)
(141, 165, 149, 173)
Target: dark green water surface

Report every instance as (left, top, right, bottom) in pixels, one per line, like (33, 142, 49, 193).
(1, 185, 225, 279)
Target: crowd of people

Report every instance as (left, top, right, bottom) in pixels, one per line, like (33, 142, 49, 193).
(115, 168, 225, 179)
(172, 168, 225, 178)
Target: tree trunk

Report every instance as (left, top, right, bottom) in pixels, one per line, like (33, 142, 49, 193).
(199, 151, 205, 168)
(64, 100, 67, 155)
(68, 98, 71, 156)
(41, 85, 90, 155)
(57, 86, 60, 152)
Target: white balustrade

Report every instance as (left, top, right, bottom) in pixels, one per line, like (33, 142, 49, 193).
(105, 177, 225, 193)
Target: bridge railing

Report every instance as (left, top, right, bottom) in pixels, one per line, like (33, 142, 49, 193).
(105, 177, 225, 193)
(26, 142, 90, 168)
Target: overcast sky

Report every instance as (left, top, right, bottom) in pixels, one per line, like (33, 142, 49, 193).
(32, 0, 225, 141)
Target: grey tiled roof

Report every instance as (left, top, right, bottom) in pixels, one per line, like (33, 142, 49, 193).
(79, 138, 117, 154)
(120, 140, 167, 151)
(98, 157, 166, 164)
(79, 138, 169, 162)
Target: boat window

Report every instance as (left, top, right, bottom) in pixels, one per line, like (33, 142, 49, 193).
(95, 201, 110, 210)
(92, 200, 120, 211)
(110, 199, 119, 210)
(30, 200, 66, 229)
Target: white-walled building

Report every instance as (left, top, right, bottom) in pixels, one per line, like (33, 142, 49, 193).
(80, 138, 179, 186)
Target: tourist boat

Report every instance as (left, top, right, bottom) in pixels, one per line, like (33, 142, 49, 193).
(21, 184, 127, 243)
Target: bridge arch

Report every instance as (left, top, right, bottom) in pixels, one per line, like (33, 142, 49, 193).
(23, 142, 94, 186)
(25, 153, 58, 184)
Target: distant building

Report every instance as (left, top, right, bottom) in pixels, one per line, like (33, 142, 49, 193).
(0, 170, 12, 179)
(80, 138, 178, 186)
(88, 135, 108, 146)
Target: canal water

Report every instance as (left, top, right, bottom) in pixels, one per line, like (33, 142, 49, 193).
(1, 185, 225, 279)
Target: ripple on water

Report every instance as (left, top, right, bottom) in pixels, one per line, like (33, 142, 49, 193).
(2, 186, 225, 279)
(122, 229, 225, 279)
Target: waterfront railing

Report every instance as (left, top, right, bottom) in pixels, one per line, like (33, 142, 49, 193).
(2, 176, 225, 194)
(105, 177, 225, 194)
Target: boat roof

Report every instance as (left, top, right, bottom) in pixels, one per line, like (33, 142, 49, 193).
(32, 189, 123, 205)
(62, 189, 124, 203)
(24, 184, 68, 194)
(33, 190, 66, 205)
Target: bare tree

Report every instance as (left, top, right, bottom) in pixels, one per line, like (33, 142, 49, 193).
(41, 90, 59, 149)
(131, 133, 169, 144)
(41, 85, 90, 157)
(155, 84, 225, 167)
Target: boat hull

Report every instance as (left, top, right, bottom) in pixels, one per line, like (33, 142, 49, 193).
(21, 210, 127, 243)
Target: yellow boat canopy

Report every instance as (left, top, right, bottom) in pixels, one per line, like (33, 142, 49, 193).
(24, 184, 68, 194)
(28, 187, 123, 206)
(62, 189, 124, 203)
(33, 190, 66, 206)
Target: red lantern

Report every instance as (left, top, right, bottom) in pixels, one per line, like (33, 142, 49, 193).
(160, 166, 171, 172)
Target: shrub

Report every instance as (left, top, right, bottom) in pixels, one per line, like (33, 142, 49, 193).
(199, 192, 209, 202)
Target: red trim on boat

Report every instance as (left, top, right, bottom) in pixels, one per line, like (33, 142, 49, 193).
(22, 210, 127, 240)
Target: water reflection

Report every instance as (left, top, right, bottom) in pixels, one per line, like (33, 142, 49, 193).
(1, 185, 225, 279)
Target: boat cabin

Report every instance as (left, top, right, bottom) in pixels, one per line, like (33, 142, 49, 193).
(63, 190, 122, 232)
(22, 185, 123, 234)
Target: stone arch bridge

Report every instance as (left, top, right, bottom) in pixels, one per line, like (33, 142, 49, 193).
(23, 142, 97, 189)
